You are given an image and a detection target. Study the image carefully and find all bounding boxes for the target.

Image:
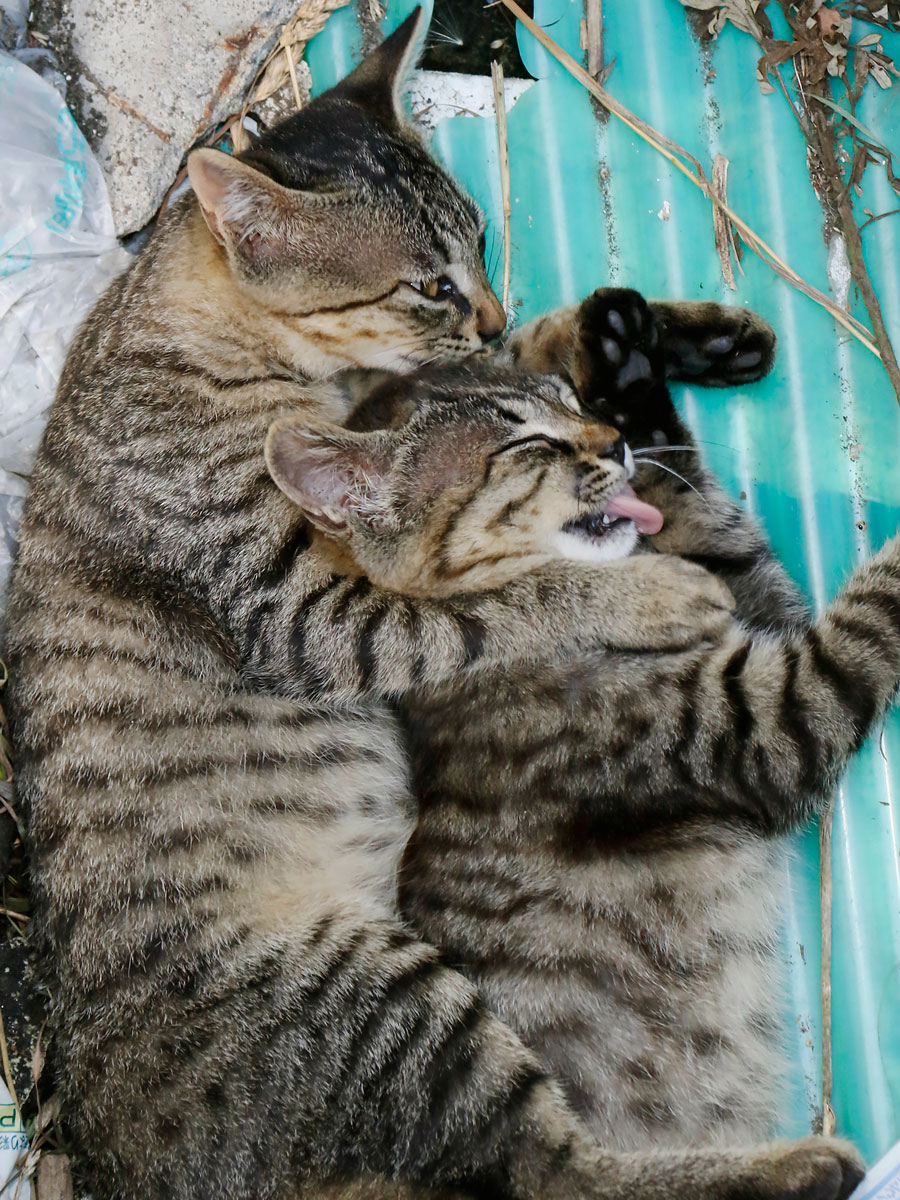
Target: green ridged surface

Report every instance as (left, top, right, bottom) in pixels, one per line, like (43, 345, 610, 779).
(308, 0, 900, 1162)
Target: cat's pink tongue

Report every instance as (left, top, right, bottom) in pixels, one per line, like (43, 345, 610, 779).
(603, 485, 664, 535)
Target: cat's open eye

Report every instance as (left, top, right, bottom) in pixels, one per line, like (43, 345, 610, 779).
(411, 276, 458, 301)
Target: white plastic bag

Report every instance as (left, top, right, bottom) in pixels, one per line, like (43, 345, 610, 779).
(0, 50, 128, 625)
(0, 1078, 30, 1200)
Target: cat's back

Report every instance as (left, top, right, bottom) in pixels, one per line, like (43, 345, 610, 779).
(5, 220, 413, 1027)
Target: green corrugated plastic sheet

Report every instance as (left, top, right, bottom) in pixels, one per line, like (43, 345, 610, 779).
(307, 0, 900, 1164)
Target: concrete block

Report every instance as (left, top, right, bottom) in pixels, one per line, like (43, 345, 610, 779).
(30, 0, 302, 235)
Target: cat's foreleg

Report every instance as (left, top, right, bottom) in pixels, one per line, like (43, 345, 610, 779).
(282, 1139, 863, 1200)
(226, 551, 736, 704)
(662, 534, 900, 832)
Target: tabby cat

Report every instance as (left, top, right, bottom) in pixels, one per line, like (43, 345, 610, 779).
(3, 9, 861, 1200)
(266, 303, 900, 1161)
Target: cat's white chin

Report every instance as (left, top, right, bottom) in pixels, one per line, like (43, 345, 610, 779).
(551, 524, 639, 563)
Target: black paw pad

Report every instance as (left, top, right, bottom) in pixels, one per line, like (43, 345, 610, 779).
(576, 287, 679, 446)
(578, 288, 666, 406)
(664, 309, 776, 387)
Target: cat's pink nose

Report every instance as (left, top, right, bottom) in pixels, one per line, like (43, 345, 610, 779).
(477, 291, 507, 342)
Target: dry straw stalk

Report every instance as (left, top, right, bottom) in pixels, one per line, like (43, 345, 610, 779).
(230, 0, 352, 151)
(490, 60, 512, 319)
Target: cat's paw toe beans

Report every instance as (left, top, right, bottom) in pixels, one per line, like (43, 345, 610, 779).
(578, 289, 665, 403)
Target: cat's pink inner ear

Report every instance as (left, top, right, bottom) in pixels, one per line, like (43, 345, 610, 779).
(187, 149, 291, 266)
(266, 421, 396, 535)
(187, 149, 236, 245)
(265, 422, 353, 529)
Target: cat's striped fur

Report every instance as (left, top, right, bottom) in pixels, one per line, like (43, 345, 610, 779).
(3, 11, 863, 1200)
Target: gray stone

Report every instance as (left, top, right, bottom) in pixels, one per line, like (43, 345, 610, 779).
(30, 0, 303, 235)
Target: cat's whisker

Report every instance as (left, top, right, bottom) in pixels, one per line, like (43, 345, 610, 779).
(426, 16, 464, 46)
(634, 456, 711, 508)
(486, 231, 501, 288)
(632, 445, 700, 456)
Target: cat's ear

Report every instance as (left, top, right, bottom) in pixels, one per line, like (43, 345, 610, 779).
(265, 417, 394, 536)
(187, 148, 345, 270)
(188, 148, 291, 263)
(329, 6, 426, 130)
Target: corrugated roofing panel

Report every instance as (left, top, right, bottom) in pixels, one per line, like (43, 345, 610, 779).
(308, 0, 900, 1162)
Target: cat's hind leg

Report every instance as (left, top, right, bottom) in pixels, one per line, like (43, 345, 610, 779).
(651, 298, 777, 387)
(505, 292, 776, 392)
(528, 286, 807, 632)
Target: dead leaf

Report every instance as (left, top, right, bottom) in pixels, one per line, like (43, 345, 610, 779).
(677, 0, 766, 37)
(30, 1024, 44, 1088)
(818, 6, 844, 35)
(871, 60, 893, 85)
(855, 47, 872, 90)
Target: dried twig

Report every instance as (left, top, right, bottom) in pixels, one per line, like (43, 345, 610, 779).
(860, 206, 900, 230)
(584, 0, 604, 80)
(711, 154, 739, 290)
(697, 0, 900, 403)
(807, 93, 900, 402)
(753, 0, 900, 403)
(282, 36, 304, 111)
(0, 1006, 20, 1120)
(497, 0, 881, 359)
(490, 61, 512, 319)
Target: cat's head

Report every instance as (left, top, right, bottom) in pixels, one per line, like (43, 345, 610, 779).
(265, 365, 664, 596)
(186, 9, 505, 372)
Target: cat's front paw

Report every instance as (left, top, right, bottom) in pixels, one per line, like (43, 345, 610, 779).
(574, 288, 666, 414)
(747, 1137, 865, 1200)
(620, 555, 735, 650)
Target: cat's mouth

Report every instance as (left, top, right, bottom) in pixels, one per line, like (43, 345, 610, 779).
(563, 485, 664, 541)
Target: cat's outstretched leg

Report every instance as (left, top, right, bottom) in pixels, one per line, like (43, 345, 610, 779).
(282, 1138, 864, 1200)
(651, 298, 776, 387)
(284, 1136, 864, 1200)
(506, 294, 776, 389)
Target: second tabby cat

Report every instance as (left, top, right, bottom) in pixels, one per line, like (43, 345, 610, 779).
(267, 295, 894, 1158)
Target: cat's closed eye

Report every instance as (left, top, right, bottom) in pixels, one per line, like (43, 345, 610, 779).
(491, 434, 575, 457)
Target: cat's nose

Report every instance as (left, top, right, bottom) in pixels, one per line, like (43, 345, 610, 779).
(593, 432, 626, 466)
(605, 436, 626, 466)
(476, 291, 507, 342)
